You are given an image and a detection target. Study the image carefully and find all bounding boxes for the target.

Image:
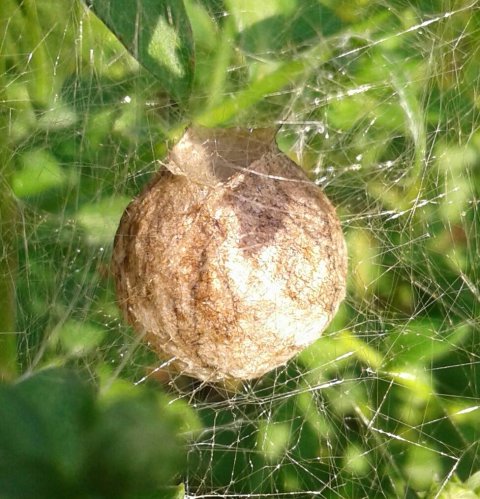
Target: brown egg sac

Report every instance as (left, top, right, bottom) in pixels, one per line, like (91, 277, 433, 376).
(112, 128, 348, 381)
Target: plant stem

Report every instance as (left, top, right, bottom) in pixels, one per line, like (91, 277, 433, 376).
(0, 9, 19, 380)
(21, 0, 52, 107)
(0, 185, 19, 381)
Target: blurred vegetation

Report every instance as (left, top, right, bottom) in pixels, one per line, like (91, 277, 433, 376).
(0, 367, 189, 498)
(0, 0, 479, 497)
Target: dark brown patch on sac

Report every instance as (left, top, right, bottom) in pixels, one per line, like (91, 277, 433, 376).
(223, 151, 310, 257)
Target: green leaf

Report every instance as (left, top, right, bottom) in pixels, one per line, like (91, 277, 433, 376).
(127, 484, 185, 499)
(226, 0, 342, 55)
(57, 319, 106, 356)
(0, 385, 50, 462)
(257, 420, 290, 462)
(0, 388, 59, 499)
(0, 458, 70, 499)
(0, 369, 96, 498)
(12, 149, 67, 198)
(77, 195, 130, 245)
(86, 395, 185, 497)
(0, 368, 187, 497)
(466, 471, 480, 492)
(386, 321, 472, 367)
(170, 483, 186, 499)
(86, 0, 194, 104)
(195, 58, 306, 127)
(14, 368, 96, 479)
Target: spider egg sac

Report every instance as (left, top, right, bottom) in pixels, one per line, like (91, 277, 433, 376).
(112, 127, 348, 381)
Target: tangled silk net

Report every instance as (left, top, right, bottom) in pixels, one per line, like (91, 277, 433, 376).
(2, 1, 480, 497)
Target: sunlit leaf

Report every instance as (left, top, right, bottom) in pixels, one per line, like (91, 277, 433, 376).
(86, 0, 194, 104)
(386, 321, 472, 366)
(12, 150, 67, 197)
(57, 319, 106, 356)
(77, 196, 130, 245)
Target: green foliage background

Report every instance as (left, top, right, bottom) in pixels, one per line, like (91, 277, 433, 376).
(1, 0, 480, 497)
